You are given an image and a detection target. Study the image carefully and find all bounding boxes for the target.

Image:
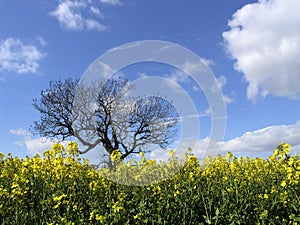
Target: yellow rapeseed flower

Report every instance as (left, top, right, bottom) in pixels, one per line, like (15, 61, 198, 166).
(95, 214, 105, 222)
(226, 151, 233, 159)
(174, 189, 180, 197)
(281, 180, 287, 187)
(264, 194, 269, 199)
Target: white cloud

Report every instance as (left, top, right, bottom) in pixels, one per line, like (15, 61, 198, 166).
(184, 121, 300, 159)
(212, 75, 226, 92)
(9, 128, 73, 155)
(50, 0, 86, 30)
(50, 0, 107, 31)
(9, 128, 105, 164)
(211, 75, 235, 104)
(0, 38, 46, 74)
(177, 60, 234, 105)
(11, 120, 300, 161)
(223, 0, 300, 101)
(219, 121, 300, 154)
(163, 70, 190, 93)
(202, 108, 211, 117)
(100, 0, 121, 5)
(169, 69, 190, 85)
(9, 128, 31, 137)
(165, 72, 235, 105)
(37, 37, 48, 47)
(9, 128, 54, 154)
(179, 59, 209, 76)
(137, 72, 149, 79)
(86, 18, 106, 30)
(114, 120, 300, 162)
(89, 6, 102, 17)
(108, 42, 142, 53)
(222, 94, 234, 104)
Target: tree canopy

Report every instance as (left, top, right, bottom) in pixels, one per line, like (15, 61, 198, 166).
(32, 77, 179, 167)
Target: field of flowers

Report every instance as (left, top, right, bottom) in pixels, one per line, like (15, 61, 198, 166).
(0, 142, 300, 224)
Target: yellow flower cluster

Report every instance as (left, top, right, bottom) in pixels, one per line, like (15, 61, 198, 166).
(0, 142, 299, 224)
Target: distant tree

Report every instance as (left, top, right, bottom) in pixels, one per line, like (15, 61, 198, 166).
(32, 77, 179, 167)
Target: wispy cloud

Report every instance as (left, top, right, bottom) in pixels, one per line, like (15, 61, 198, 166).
(165, 70, 234, 104)
(179, 59, 209, 76)
(223, 0, 300, 101)
(50, 0, 121, 31)
(100, 0, 121, 5)
(212, 75, 235, 104)
(168, 70, 190, 86)
(9, 127, 104, 164)
(50, 0, 106, 31)
(0, 38, 46, 75)
(9, 128, 54, 155)
(163, 70, 191, 94)
(89, 6, 102, 17)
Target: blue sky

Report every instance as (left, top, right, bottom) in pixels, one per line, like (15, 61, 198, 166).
(1, 0, 300, 162)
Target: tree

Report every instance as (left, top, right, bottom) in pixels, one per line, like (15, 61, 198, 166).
(32, 77, 179, 167)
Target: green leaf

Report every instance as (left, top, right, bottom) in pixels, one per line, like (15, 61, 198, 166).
(292, 216, 300, 222)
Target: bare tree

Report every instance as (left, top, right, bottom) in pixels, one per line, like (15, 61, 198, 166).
(32, 78, 77, 140)
(32, 77, 179, 167)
